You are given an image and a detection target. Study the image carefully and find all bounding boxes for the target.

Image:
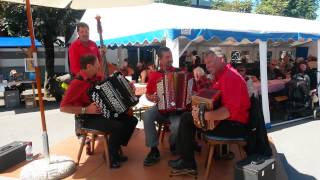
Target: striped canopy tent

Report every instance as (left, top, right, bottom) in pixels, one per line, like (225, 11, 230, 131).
(78, 3, 320, 126)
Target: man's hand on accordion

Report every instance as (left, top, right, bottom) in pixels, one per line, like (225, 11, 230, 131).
(191, 106, 202, 129)
(191, 105, 216, 130)
(86, 103, 102, 114)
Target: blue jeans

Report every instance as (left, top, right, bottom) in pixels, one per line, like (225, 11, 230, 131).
(143, 105, 181, 148)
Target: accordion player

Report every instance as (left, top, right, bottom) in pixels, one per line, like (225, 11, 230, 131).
(89, 72, 139, 118)
(191, 89, 221, 131)
(156, 72, 194, 114)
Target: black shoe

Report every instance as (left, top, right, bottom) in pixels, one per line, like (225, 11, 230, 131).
(194, 143, 202, 153)
(110, 156, 121, 169)
(168, 157, 182, 166)
(143, 150, 160, 166)
(117, 154, 128, 162)
(168, 158, 197, 171)
(170, 144, 177, 155)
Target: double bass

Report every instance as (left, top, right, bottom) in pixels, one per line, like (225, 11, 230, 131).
(95, 15, 118, 77)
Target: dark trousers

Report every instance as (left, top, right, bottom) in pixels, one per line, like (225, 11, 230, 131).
(78, 113, 138, 157)
(176, 112, 247, 161)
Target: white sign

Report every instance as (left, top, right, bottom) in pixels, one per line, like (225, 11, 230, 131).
(24, 58, 35, 72)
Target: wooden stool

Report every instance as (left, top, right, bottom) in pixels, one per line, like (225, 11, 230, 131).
(204, 135, 247, 180)
(76, 128, 110, 167)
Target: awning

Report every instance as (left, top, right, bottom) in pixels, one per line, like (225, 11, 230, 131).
(0, 37, 42, 47)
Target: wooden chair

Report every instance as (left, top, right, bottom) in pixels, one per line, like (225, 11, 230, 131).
(76, 128, 110, 167)
(157, 120, 171, 143)
(204, 135, 247, 180)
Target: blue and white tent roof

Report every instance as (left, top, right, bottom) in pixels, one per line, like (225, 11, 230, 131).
(79, 3, 320, 46)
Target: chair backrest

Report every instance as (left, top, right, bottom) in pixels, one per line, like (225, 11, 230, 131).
(245, 96, 272, 157)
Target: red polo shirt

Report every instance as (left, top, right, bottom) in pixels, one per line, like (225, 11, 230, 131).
(212, 64, 251, 124)
(146, 67, 178, 95)
(60, 71, 102, 108)
(69, 39, 102, 76)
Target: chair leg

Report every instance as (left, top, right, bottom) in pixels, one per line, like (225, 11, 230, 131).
(91, 134, 97, 154)
(103, 134, 110, 168)
(77, 134, 87, 165)
(205, 144, 215, 180)
(160, 125, 165, 143)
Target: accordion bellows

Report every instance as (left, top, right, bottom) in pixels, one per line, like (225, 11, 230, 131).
(89, 72, 139, 118)
(157, 72, 194, 113)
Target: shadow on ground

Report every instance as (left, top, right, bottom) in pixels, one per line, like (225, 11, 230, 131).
(0, 101, 60, 114)
(278, 153, 316, 180)
(268, 118, 319, 133)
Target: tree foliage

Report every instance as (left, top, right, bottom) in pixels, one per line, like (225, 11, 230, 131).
(159, 0, 192, 6)
(256, 0, 319, 20)
(212, 0, 253, 13)
(0, 2, 83, 80)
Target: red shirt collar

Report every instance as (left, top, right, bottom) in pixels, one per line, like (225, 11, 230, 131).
(215, 64, 230, 81)
(74, 39, 96, 47)
(78, 71, 102, 82)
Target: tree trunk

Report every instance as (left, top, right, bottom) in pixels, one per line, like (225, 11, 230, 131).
(43, 34, 55, 98)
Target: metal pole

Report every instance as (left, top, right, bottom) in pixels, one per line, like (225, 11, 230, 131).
(26, 0, 50, 158)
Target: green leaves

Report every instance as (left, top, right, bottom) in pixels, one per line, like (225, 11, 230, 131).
(256, 0, 319, 19)
(212, 0, 253, 13)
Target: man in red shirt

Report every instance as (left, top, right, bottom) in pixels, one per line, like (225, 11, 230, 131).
(168, 48, 251, 173)
(143, 47, 180, 166)
(60, 54, 137, 169)
(69, 22, 102, 76)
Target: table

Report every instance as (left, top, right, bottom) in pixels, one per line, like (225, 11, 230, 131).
(253, 79, 290, 94)
(8, 81, 37, 106)
(134, 83, 147, 96)
(133, 94, 155, 121)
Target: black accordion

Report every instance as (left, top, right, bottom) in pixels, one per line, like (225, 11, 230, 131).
(89, 72, 139, 118)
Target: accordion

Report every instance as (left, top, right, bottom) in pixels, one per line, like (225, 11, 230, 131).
(89, 72, 139, 118)
(191, 89, 221, 130)
(157, 72, 193, 114)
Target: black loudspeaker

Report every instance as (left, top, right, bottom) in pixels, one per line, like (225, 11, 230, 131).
(0, 141, 29, 172)
(234, 155, 276, 180)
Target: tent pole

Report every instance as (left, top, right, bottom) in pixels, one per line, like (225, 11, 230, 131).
(166, 37, 180, 68)
(259, 40, 271, 126)
(26, 0, 50, 158)
(317, 39, 320, 106)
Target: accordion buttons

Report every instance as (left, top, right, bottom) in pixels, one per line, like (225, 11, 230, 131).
(114, 113, 119, 118)
(171, 102, 176, 106)
(96, 85, 101, 90)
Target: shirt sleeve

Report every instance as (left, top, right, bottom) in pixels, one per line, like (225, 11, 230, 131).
(69, 44, 80, 76)
(60, 80, 89, 107)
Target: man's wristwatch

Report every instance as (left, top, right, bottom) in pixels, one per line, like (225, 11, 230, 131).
(81, 107, 86, 114)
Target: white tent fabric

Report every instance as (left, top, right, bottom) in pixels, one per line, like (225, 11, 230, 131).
(0, 0, 154, 9)
(78, 3, 320, 46)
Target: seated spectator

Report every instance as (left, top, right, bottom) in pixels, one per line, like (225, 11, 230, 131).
(9, 69, 23, 82)
(132, 61, 145, 82)
(192, 67, 212, 93)
(267, 60, 285, 80)
(280, 54, 294, 74)
(140, 63, 156, 83)
(120, 58, 134, 76)
(8, 69, 24, 94)
(237, 66, 257, 97)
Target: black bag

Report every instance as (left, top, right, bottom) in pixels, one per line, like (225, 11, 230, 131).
(0, 141, 28, 172)
(234, 155, 276, 180)
(245, 96, 272, 157)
